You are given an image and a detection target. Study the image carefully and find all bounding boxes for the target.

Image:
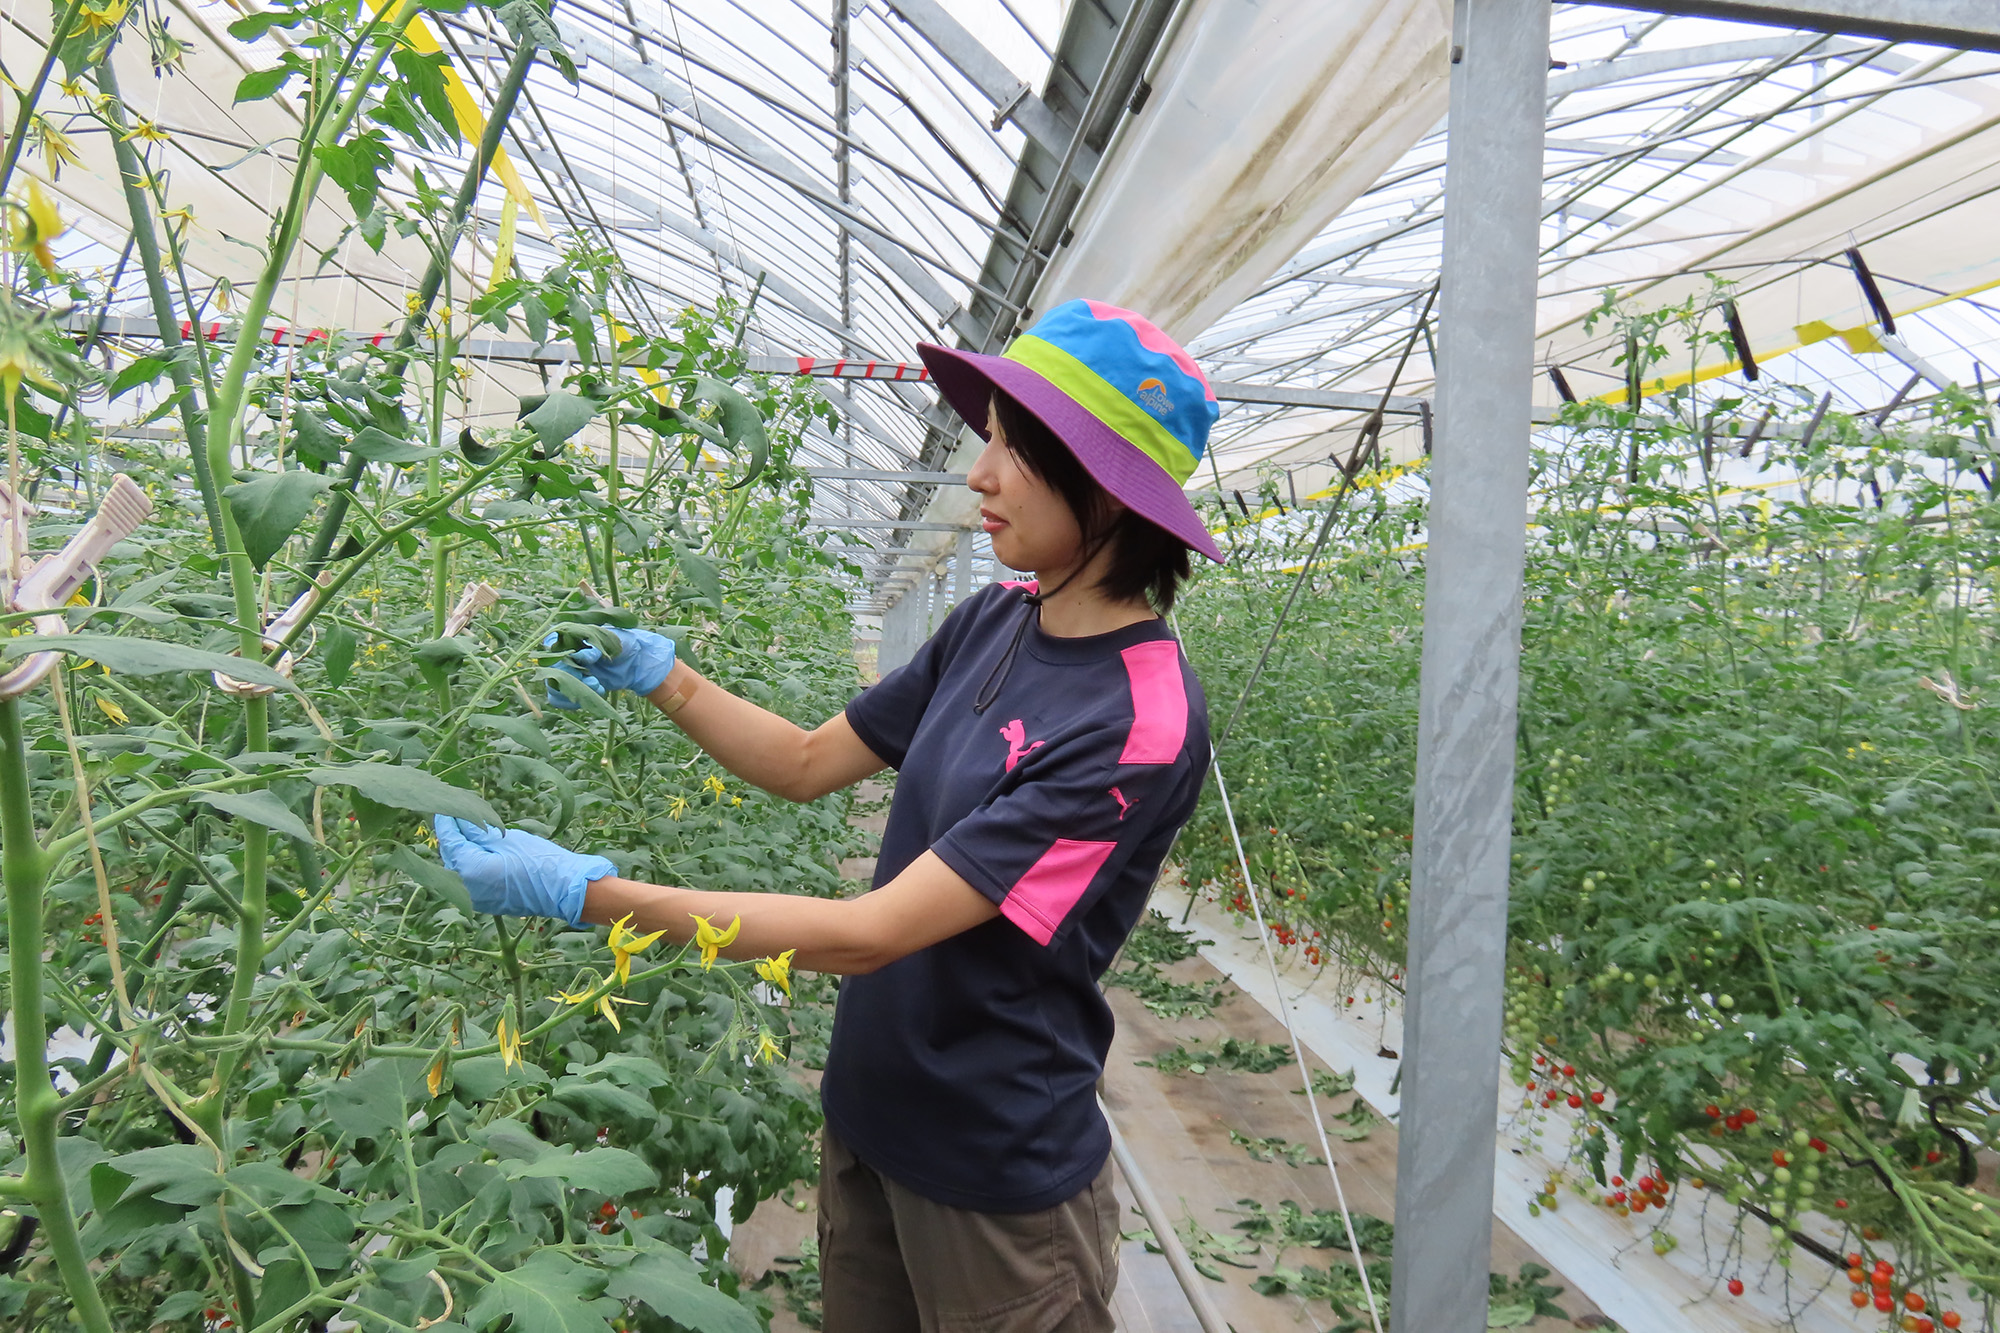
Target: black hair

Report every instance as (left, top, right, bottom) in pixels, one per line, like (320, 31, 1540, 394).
(988, 391, 1191, 614)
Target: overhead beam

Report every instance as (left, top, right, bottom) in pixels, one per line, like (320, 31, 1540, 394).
(1603, 1, 2000, 52)
(882, 0, 1097, 179)
(552, 21, 984, 343)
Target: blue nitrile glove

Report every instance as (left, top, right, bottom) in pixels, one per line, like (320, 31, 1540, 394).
(543, 627, 676, 710)
(432, 815, 615, 926)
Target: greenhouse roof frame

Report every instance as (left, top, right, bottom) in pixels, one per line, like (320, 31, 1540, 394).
(16, 0, 2000, 610)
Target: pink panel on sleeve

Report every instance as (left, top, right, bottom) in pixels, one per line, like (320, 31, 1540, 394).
(1119, 640, 1188, 764)
(1001, 839, 1118, 945)
(998, 579, 1040, 594)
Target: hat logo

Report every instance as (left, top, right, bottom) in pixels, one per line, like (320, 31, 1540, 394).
(1135, 377, 1174, 417)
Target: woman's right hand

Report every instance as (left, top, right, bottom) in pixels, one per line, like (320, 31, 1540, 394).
(545, 626, 677, 708)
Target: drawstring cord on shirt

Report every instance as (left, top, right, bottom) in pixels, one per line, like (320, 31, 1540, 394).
(970, 536, 1111, 715)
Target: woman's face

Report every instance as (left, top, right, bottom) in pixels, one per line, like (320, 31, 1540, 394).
(966, 415, 1084, 575)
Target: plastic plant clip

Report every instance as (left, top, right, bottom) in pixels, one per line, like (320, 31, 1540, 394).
(443, 581, 501, 638)
(0, 474, 155, 701)
(211, 572, 333, 697)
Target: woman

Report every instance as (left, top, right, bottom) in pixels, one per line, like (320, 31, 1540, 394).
(433, 298, 1224, 1331)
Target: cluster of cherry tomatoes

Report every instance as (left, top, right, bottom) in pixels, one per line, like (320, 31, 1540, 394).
(1602, 1172, 1670, 1217)
(1523, 1054, 1608, 1112)
(1843, 1255, 1961, 1331)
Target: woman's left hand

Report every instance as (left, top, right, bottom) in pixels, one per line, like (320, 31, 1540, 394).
(432, 816, 616, 925)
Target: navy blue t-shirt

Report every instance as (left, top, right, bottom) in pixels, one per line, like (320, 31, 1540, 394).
(825, 580, 1210, 1213)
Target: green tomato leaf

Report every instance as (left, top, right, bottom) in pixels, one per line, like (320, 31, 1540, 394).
(319, 1057, 430, 1142)
(233, 63, 296, 104)
(3, 634, 293, 690)
(411, 637, 475, 667)
(504, 1146, 657, 1195)
(223, 470, 334, 570)
(536, 667, 619, 720)
(687, 377, 769, 489)
(93, 1146, 224, 1210)
(307, 762, 499, 828)
(347, 426, 438, 465)
(603, 1243, 762, 1333)
(107, 348, 186, 400)
(520, 391, 599, 454)
(387, 843, 473, 914)
(466, 1251, 617, 1333)
(458, 426, 504, 466)
(322, 625, 357, 688)
(292, 409, 347, 465)
(192, 789, 313, 843)
(672, 544, 723, 610)
(470, 712, 553, 759)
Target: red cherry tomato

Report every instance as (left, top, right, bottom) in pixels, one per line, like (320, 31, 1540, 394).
(1728, 1279, 1744, 1296)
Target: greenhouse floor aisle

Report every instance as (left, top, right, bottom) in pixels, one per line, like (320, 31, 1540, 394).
(1094, 949, 1601, 1331)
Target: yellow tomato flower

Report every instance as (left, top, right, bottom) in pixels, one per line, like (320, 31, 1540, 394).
(57, 77, 87, 99)
(667, 795, 689, 821)
(756, 1031, 784, 1064)
(606, 913, 665, 986)
(596, 993, 643, 1031)
(404, 291, 425, 315)
(36, 117, 81, 179)
(754, 949, 795, 998)
(79, 0, 129, 35)
(495, 1015, 523, 1070)
(549, 983, 596, 1007)
(94, 696, 128, 726)
(426, 1055, 446, 1098)
(160, 203, 195, 231)
(689, 913, 741, 970)
(119, 118, 170, 144)
(12, 178, 64, 272)
(703, 774, 726, 798)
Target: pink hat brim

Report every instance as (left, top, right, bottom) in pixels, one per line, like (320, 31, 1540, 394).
(916, 342, 1226, 565)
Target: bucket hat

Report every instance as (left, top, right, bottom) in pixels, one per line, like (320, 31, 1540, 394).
(917, 299, 1225, 563)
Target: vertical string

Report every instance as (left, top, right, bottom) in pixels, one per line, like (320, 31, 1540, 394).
(1207, 759, 1386, 1333)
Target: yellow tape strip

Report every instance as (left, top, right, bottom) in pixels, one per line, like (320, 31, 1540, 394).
(362, 0, 549, 235)
(1595, 273, 2000, 404)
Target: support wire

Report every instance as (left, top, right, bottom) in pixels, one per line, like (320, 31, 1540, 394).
(1206, 755, 1385, 1333)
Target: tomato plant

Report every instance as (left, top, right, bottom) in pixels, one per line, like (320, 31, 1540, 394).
(0, 1, 864, 1327)
(1178, 286, 2000, 1317)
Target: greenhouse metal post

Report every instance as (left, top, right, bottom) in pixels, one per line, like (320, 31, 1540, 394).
(1390, 1, 1548, 1330)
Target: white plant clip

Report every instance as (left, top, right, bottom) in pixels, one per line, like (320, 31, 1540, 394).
(443, 581, 500, 638)
(0, 474, 155, 701)
(212, 572, 334, 698)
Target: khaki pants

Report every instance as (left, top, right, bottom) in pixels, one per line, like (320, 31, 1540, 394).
(817, 1128, 1120, 1333)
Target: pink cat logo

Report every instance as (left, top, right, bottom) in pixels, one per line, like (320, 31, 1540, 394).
(999, 719, 1044, 772)
(1111, 787, 1136, 820)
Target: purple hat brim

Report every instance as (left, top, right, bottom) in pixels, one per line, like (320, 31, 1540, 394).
(916, 343, 1226, 565)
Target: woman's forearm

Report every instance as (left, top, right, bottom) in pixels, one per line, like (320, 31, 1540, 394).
(581, 852, 998, 976)
(584, 875, 880, 973)
(644, 664, 883, 801)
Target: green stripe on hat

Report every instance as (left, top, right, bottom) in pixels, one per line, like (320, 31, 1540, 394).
(1004, 334, 1197, 484)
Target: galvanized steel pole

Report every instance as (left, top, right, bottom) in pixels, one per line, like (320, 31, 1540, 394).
(1390, 1, 1547, 1330)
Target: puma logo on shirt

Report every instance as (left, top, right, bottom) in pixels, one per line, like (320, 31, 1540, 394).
(999, 718, 1045, 772)
(1110, 787, 1136, 820)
